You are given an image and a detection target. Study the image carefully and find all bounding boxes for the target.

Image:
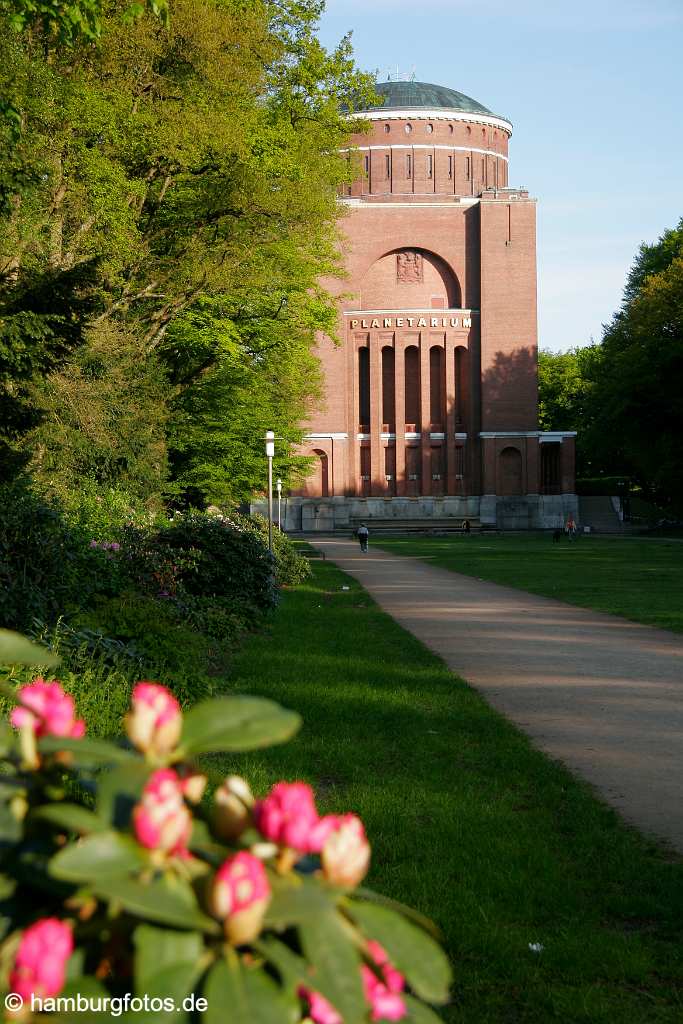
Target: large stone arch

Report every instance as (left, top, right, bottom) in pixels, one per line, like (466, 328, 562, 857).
(360, 247, 462, 310)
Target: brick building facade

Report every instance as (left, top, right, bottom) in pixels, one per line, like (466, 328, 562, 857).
(280, 80, 577, 531)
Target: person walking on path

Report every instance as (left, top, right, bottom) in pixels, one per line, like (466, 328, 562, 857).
(566, 514, 577, 541)
(357, 524, 369, 553)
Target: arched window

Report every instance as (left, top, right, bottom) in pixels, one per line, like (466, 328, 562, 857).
(382, 346, 395, 430)
(404, 346, 420, 429)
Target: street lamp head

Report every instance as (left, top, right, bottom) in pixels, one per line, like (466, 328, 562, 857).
(276, 478, 282, 494)
(265, 429, 275, 458)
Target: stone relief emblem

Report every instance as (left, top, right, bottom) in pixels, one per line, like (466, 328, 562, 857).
(397, 249, 423, 283)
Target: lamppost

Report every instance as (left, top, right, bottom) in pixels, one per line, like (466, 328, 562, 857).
(276, 478, 282, 532)
(265, 430, 275, 555)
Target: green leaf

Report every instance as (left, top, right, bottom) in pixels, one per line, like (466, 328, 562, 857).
(0, 630, 60, 668)
(33, 803, 108, 835)
(134, 923, 204, 989)
(298, 910, 365, 1022)
(49, 831, 146, 882)
(254, 936, 308, 993)
(50, 978, 111, 1024)
(38, 736, 137, 766)
(178, 696, 300, 757)
(345, 901, 452, 1005)
(133, 925, 205, 1021)
(97, 761, 153, 829)
(203, 957, 291, 1024)
(92, 875, 220, 934)
(264, 874, 339, 928)
(355, 886, 443, 939)
(404, 995, 446, 1023)
(0, 802, 23, 843)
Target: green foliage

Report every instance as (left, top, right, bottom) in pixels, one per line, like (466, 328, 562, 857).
(595, 250, 683, 508)
(0, 0, 168, 44)
(0, 476, 121, 632)
(154, 511, 278, 612)
(248, 514, 311, 586)
(24, 323, 171, 502)
(0, 0, 375, 499)
(0, 637, 451, 1022)
(539, 216, 683, 502)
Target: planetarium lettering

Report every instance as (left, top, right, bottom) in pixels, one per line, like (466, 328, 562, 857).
(349, 316, 473, 330)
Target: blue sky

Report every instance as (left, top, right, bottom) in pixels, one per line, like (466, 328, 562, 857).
(317, 0, 683, 352)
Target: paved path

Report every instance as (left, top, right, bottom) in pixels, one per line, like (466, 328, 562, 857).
(316, 538, 683, 852)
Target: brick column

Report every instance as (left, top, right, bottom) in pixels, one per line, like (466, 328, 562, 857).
(395, 340, 406, 497)
(347, 333, 359, 496)
(445, 337, 457, 494)
(369, 332, 383, 496)
(561, 436, 576, 493)
(419, 333, 431, 496)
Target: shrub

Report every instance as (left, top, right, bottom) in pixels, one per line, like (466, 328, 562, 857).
(247, 513, 311, 586)
(156, 511, 278, 611)
(72, 593, 216, 707)
(0, 477, 122, 632)
(0, 631, 452, 1022)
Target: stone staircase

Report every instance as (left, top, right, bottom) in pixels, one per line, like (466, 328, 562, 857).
(347, 517, 482, 535)
(578, 496, 634, 534)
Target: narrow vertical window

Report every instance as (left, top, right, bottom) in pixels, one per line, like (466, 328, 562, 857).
(406, 154, 412, 178)
(465, 156, 470, 179)
(385, 154, 390, 178)
(481, 158, 485, 178)
(448, 155, 453, 179)
(364, 154, 369, 175)
(427, 154, 433, 178)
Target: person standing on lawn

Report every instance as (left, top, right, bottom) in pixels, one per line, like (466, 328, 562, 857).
(357, 524, 369, 553)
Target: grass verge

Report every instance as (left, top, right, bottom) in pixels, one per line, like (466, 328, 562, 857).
(211, 560, 683, 1024)
(373, 535, 683, 632)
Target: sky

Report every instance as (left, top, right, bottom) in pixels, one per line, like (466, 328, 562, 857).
(316, 0, 683, 352)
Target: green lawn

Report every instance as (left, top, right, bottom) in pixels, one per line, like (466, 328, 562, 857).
(374, 535, 683, 632)
(210, 560, 683, 1024)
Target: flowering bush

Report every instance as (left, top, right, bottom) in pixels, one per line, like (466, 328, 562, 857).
(0, 629, 451, 1022)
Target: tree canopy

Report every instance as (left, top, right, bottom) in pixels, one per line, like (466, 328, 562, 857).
(0, 0, 376, 503)
(539, 217, 683, 506)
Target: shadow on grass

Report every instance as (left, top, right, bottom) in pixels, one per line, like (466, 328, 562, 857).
(208, 563, 683, 1024)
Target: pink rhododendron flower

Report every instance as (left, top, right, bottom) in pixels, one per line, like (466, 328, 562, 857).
(125, 682, 182, 757)
(9, 918, 73, 1001)
(10, 680, 85, 739)
(209, 851, 271, 945)
(319, 814, 370, 888)
(132, 768, 192, 856)
(254, 782, 320, 853)
(298, 986, 342, 1024)
(361, 966, 407, 1022)
(366, 941, 404, 994)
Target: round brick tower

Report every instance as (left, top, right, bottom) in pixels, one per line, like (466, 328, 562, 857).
(277, 79, 578, 532)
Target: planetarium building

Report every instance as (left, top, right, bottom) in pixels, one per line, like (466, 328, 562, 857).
(285, 79, 577, 531)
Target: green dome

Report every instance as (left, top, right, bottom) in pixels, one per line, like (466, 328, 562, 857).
(359, 80, 501, 119)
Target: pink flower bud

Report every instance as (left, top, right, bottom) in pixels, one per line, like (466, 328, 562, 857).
(209, 851, 271, 945)
(320, 814, 371, 889)
(10, 680, 85, 739)
(9, 918, 73, 1001)
(133, 768, 192, 856)
(177, 767, 207, 804)
(213, 776, 254, 841)
(254, 781, 320, 853)
(298, 986, 342, 1024)
(361, 942, 407, 1022)
(125, 682, 182, 758)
